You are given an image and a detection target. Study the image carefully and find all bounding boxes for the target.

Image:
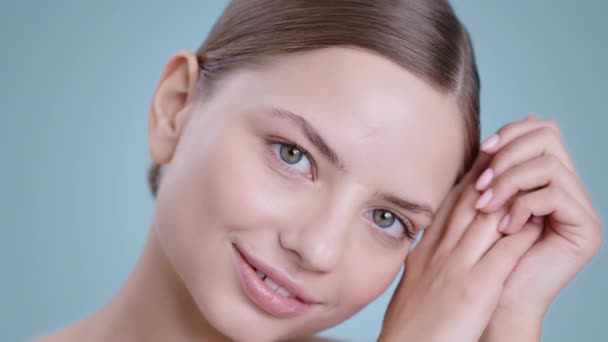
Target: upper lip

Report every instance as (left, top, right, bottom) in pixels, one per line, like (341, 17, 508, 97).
(233, 243, 322, 305)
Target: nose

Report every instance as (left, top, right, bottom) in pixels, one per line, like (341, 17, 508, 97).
(278, 185, 360, 273)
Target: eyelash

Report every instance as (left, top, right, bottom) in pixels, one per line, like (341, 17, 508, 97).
(266, 138, 416, 242)
(266, 137, 316, 179)
(367, 209, 416, 242)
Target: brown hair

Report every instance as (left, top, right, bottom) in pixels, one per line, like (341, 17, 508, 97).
(148, 0, 480, 196)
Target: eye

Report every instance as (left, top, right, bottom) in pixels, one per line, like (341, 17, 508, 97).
(371, 209, 414, 240)
(271, 142, 312, 175)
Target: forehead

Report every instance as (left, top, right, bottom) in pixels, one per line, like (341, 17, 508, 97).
(209, 47, 466, 207)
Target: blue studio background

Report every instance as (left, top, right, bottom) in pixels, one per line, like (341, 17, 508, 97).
(1, 1, 606, 341)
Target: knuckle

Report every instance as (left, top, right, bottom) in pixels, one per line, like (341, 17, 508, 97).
(539, 125, 563, 147)
(589, 224, 603, 257)
(547, 185, 564, 200)
(544, 119, 561, 135)
(511, 196, 529, 216)
(476, 209, 506, 226)
(490, 151, 509, 173)
(591, 208, 602, 225)
(542, 154, 563, 172)
(492, 178, 508, 195)
(539, 125, 559, 140)
(590, 239, 602, 258)
(493, 168, 518, 192)
(461, 182, 478, 198)
(497, 122, 518, 137)
(496, 204, 510, 217)
(474, 211, 491, 222)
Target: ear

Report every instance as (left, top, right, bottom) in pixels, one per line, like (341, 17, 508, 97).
(148, 50, 200, 165)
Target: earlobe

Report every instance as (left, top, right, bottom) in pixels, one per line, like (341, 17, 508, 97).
(148, 50, 201, 165)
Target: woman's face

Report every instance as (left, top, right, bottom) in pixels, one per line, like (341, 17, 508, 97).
(151, 47, 465, 341)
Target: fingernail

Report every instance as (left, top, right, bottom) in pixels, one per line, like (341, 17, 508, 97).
(526, 113, 537, 121)
(475, 189, 494, 209)
(499, 214, 511, 232)
(475, 168, 494, 191)
(531, 216, 544, 225)
(481, 134, 500, 152)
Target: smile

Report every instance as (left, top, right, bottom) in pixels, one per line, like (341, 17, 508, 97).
(254, 269, 294, 298)
(232, 243, 319, 318)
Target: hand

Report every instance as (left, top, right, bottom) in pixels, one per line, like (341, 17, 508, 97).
(474, 116, 602, 341)
(379, 155, 543, 342)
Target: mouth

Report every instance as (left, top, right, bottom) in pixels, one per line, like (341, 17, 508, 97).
(232, 243, 319, 318)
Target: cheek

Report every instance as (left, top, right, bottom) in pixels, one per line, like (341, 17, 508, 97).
(149, 124, 270, 275)
(323, 249, 404, 325)
(198, 135, 293, 232)
(154, 122, 301, 262)
(346, 258, 402, 306)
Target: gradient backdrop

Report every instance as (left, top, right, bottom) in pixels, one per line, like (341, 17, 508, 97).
(1, 1, 606, 341)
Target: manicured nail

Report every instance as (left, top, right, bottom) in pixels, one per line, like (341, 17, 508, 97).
(481, 134, 500, 151)
(531, 216, 544, 225)
(475, 189, 494, 209)
(498, 214, 511, 232)
(475, 168, 494, 191)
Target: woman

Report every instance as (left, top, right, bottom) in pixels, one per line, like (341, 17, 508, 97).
(38, 0, 601, 341)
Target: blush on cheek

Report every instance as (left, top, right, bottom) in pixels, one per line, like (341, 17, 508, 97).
(198, 137, 288, 231)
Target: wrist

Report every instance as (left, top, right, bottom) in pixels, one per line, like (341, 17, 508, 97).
(480, 309, 545, 342)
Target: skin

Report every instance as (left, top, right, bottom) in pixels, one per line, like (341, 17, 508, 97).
(37, 46, 602, 342)
(380, 116, 602, 341)
(38, 46, 465, 342)
(475, 117, 602, 341)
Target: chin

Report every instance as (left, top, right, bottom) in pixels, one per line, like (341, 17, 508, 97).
(187, 256, 303, 342)
(202, 305, 282, 342)
(181, 239, 338, 342)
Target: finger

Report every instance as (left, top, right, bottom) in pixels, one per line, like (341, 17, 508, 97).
(475, 154, 595, 219)
(480, 115, 545, 152)
(430, 182, 483, 258)
(426, 153, 492, 253)
(416, 152, 491, 252)
(484, 126, 576, 182)
(480, 117, 564, 157)
(453, 206, 510, 266)
(475, 222, 543, 284)
(525, 113, 538, 121)
(500, 186, 597, 253)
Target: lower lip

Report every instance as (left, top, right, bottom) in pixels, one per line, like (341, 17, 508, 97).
(232, 245, 312, 318)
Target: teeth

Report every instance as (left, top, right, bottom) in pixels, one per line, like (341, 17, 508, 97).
(264, 276, 279, 291)
(276, 286, 294, 298)
(255, 268, 295, 298)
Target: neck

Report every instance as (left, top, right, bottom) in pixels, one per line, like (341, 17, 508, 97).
(45, 228, 230, 342)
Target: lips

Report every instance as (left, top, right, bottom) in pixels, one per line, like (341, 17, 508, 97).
(254, 269, 295, 298)
(232, 243, 320, 318)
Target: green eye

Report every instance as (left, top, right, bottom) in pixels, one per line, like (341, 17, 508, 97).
(271, 142, 313, 176)
(370, 209, 414, 240)
(279, 144, 304, 164)
(373, 209, 396, 228)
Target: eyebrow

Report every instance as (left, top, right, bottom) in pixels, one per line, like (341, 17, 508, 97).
(377, 192, 436, 220)
(268, 106, 435, 220)
(270, 107, 344, 169)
